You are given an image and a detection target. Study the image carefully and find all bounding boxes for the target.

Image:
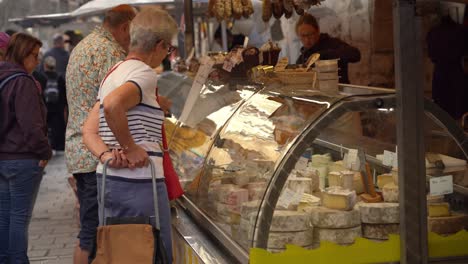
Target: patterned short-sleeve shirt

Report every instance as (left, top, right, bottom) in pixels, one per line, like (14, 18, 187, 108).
(65, 26, 126, 174)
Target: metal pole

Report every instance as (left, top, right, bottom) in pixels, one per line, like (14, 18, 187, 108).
(183, 0, 195, 59)
(221, 20, 228, 51)
(393, 0, 428, 263)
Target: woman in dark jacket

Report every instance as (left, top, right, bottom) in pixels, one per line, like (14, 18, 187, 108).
(296, 13, 361, 84)
(0, 33, 52, 263)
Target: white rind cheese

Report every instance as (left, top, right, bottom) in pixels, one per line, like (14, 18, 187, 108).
(313, 226, 362, 245)
(288, 177, 313, 194)
(362, 224, 399, 240)
(358, 202, 400, 224)
(382, 183, 399, 202)
(271, 210, 311, 232)
(310, 207, 361, 228)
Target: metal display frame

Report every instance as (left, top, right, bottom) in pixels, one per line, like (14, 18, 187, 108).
(173, 86, 467, 263)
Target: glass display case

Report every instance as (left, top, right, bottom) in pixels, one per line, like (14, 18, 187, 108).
(164, 78, 468, 263)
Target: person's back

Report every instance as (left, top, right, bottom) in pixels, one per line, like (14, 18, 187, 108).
(43, 56, 67, 151)
(66, 23, 129, 174)
(427, 16, 467, 119)
(42, 34, 69, 76)
(0, 32, 51, 264)
(64, 5, 136, 263)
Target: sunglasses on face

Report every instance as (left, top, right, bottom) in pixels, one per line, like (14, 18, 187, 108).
(158, 39, 176, 55)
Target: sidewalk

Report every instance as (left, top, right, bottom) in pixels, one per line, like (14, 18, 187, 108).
(28, 153, 78, 264)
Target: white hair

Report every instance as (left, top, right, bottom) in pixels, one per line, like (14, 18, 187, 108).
(129, 7, 178, 53)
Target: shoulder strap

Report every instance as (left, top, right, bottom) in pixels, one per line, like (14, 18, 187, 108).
(0, 73, 29, 92)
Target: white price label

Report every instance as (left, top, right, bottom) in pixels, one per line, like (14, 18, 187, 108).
(429, 175, 453, 196)
(347, 149, 358, 167)
(383, 150, 395, 167)
(243, 36, 249, 48)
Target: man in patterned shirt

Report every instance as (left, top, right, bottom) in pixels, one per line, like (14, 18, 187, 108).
(65, 5, 136, 264)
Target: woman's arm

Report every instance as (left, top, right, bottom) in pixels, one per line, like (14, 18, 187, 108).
(82, 102, 128, 168)
(102, 82, 149, 168)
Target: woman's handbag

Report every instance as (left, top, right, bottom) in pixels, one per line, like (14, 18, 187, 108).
(92, 159, 168, 264)
(161, 123, 184, 200)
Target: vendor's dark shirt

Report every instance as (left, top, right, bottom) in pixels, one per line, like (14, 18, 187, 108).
(296, 33, 361, 84)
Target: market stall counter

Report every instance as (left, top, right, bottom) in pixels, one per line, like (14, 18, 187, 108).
(160, 72, 468, 263)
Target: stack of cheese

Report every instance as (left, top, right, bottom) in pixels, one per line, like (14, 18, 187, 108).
(328, 170, 355, 190)
(239, 201, 313, 252)
(427, 199, 468, 235)
(359, 202, 400, 240)
(312, 188, 362, 246)
(245, 181, 267, 201)
(296, 168, 320, 193)
(267, 211, 313, 252)
(315, 60, 339, 93)
(239, 200, 261, 249)
(214, 184, 249, 229)
(310, 154, 332, 190)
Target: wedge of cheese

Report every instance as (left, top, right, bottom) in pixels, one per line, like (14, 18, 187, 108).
(428, 213, 468, 235)
(322, 188, 357, 211)
(377, 174, 394, 189)
(427, 202, 450, 217)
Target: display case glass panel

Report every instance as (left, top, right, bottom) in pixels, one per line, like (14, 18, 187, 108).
(167, 81, 258, 193)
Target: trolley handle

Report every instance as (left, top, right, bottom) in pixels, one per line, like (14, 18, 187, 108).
(100, 158, 160, 229)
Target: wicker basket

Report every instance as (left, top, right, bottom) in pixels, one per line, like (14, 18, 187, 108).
(274, 71, 317, 86)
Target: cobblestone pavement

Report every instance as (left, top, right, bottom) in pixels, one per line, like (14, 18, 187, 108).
(29, 153, 78, 264)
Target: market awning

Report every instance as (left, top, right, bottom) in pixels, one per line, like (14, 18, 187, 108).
(8, 12, 73, 27)
(70, 0, 175, 17)
(8, 0, 176, 27)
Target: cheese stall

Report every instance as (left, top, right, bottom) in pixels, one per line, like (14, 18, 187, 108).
(159, 45, 468, 263)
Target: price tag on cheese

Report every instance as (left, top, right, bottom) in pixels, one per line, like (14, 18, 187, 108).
(346, 149, 358, 168)
(274, 57, 288, 72)
(430, 175, 453, 196)
(383, 150, 395, 167)
(277, 187, 303, 209)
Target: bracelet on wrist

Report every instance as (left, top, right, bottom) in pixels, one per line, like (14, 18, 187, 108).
(98, 149, 112, 161)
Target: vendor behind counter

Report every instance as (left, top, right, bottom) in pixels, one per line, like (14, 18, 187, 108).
(295, 13, 361, 84)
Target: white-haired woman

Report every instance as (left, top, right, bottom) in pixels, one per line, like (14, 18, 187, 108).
(82, 7, 178, 261)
